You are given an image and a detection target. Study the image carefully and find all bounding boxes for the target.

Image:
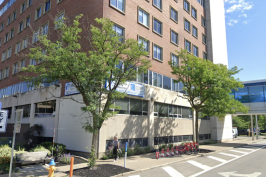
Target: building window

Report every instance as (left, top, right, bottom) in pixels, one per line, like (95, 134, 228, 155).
(202, 34, 206, 44)
(171, 54, 179, 66)
(30, 59, 36, 65)
(16, 41, 21, 53)
(193, 45, 198, 57)
(21, 2, 26, 13)
(184, 19, 190, 32)
(25, 16, 30, 27)
(55, 12, 64, 29)
(0, 70, 3, 80)
(7, 15, 11, 25)
(22, 37, 28, 49)
(20, 59, 25, 71)
(35, 100, 56, 117)
(192, 26, 198, 38)
(184, 0, 190, 12)
(152, 72, 162, 87)
(110, 0, 125, 12)
(16, 105, 31, 118)
(138, 8, 149, 27)
(7, 47, 12, 58)
(13, 62, 19, 74)
(202, 16, 206, 27)
(0, 22, 4, 31)
(28, 0, 32, 7)
(0, 38, 1, 47)
(153, 18, 162, 35)
(5, 33, 9, 43)
(171, 30, 178, 45)
(113, 24, 124, 41)
(44, 0, 51, 13)
(138, 36, 150, 53)
(153, 0, 162, 10)
(19, 21, 24, 32)
(170, 7, 178, 22)
(36, 6, 42, 19)
(153, 44, 162, 61)
(185, 40, 191, 53)
(10, 28, 14, 39)
(33, 29, 39, 43)
(2, 51, 6, 61)
(12, 11, 17, 21)
(4, 67, 9, 78)
(192, 7, 197, 19)
(42, 23, 48, 35)
(203, 52, 207, 60)
(163, 76, 171, 90)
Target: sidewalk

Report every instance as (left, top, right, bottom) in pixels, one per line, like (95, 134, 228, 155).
(1, 137, 264, 177)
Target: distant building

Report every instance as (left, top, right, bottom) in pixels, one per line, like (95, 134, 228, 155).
(0, 0, 231, 156)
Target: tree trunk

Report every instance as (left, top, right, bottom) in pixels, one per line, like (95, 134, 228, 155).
(195, 111, 199, 143)
(192, 113, 196, 143)
(92, 131, 99, 158)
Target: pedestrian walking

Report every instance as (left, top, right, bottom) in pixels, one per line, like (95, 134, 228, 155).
(113, 136, 119, 162)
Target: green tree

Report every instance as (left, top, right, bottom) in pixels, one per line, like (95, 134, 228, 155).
(169, 49, 249, 143)
(22, 15, 151, 156)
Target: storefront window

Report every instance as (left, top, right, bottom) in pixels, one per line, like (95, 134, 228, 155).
(35, 100, 56, 117)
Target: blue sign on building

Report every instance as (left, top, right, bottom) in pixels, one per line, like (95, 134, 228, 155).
(65, 82, 80, 96)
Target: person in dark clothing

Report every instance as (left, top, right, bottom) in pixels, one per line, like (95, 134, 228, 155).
(112, 136, 119, 162)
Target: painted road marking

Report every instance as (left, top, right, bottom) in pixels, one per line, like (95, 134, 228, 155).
(207, 156, 227, 163)
(219, 152, 240, 158)
(237, 148, 254, 151)
(162, 166, 184, 177)
(129, 175, 140, 177)
(187, 160, 211, 170)
(219, 171, 262, 177)
(229, 150, 248, 154)
(190, 146, 265, 177)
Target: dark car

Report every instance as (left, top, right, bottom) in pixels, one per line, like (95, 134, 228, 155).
(238, 129, 247, 135)
(260, 129, 266, 133)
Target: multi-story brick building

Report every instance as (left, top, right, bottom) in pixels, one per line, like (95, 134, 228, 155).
(0, 0, 231, 156)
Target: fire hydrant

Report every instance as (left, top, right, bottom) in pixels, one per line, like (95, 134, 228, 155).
(47, 159, 56, 177)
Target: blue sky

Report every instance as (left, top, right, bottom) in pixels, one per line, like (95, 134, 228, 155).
(224, 0, 266, 82)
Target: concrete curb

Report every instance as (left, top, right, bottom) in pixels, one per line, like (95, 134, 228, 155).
(111, 139, 264, 177)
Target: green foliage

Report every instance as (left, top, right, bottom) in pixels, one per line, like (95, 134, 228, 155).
(180, 142, 185, 146)
(40, 142, 66, 156)
(233, 115, 266, 131)
(88, 146, 97, 169)
(169, 49, 249, 142)
(22, 14, 151, 153)
(201, 139, 216, 145)
(118, 148, 125, 158)
(0, 156, 16, 173)
(144, 146, 151, 153)
(127, 148, 134, 156)
(159, 144, 167, 150)
(30, 145, 51, 156)
(23, 124, 43, 147)
(0, 145, 12, 157)
(59, 153, 72, 164)
(106, 149, 114, 159)
(101, 155, 108, 160)
(168, 144, 174, 149)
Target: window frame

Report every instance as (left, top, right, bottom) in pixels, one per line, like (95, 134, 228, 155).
(203, 52, 207, 60)
(25, 14, 31, 28)
(35, 5, 42, 20)
(201, 16, 206, 28)
(184, 18, 191, 33)
(55, 11, 65, 29)
(15, 41, 21, 54)
(2, 50, 7, 62)
(152, 0, 162, 11)
(13, 62, 19, 74)
(184, 0, 190, 13)
(202, 33, 207, 45)
(193, 44, 199, 57)
(170, 29, 178, 46)
(28, 0, 33, 8)
(185, 39, 191, 53)
(43, 0, 51, 14)
(0, 22, 4, 32)
(152, 17, 163, 36)
(7, 15, 11, 26)
(191, 6, 197, 20)
(10, 28, 14, 39)
(137, 7, 150, 29)
(170, 6, 178, 23)
(7, 47, 12, 59)
(152, 43, 163, 62)
(42, 22, 49, 36)
(22, 37, 28, 50)
(12, 10, 17, 21)
(109, 0, 126, 14)
(20, 58, 26, 71)
(192, 25, 198, 38)
(21, 1, 26, 14)
(138, 35, 150, 55)
(32, 28, 40, 44)
(4, 66, 10, 78)
(18, 20, 24, 33)
(113, 23, 125, 42)
(4, 33, 9, 43)
(171, 53, 179, 67)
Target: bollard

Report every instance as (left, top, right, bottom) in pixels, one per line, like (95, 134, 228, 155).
(171, 147, 175, 156)
(175, 146, 179, 155)
(166, 148, 170, 157)
(156, 149, 160, 159)
(161, 149, 165, 158)
(69, 157, 74, 177)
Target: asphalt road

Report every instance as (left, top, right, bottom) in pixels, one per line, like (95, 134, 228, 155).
(126, 140, 266, 177)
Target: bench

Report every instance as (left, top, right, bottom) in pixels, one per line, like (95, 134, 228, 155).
(15, 151, 51, 168)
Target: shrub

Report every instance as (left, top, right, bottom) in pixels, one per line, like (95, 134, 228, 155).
(101, 155, 108, 160)
(30, 145, 51, 156)
(168, 144, 174, 149)
(59, 153, 71, 164)
(127, 148, 134, 156)
(133, 145, 141, 154)
(144, 146, 151, 153)
(159, 144, 167, 150)
(23, 124, 43, 147)
(0, 145, 12, 157)
(0, 156, 16, 173)
(118, 148, 125, 158)
(40, 142, 66, 156)
(88, 145, 97, 169)
(106, 149, 114, 159)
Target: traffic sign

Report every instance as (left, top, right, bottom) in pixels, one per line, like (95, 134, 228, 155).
(0, 110, 8, 133)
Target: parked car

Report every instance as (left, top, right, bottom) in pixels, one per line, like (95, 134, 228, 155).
(232, 127, 238, 138)
(246, 128, 260, 136)
(260, 129, 266, 133)
(238, 129, 247, 135)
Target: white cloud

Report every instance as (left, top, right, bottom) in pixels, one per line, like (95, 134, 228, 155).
(242, 20, 248, 24)
(239, 14, 247, 17)
(225, 0, 253, 13)
(227, 19, 238, 26)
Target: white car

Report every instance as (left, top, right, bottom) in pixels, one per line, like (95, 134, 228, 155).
(232, 128, 238, 138)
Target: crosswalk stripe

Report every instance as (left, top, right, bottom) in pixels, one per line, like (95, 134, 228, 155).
(207, 156, 227, 163)
(229, 150, 248, 154)
(129, 176, 140, 177)
(162, 166, 184, 177)
(187, 160, 211, 170)
(236, 148, 254, 151)
(219, 152, 239, 158)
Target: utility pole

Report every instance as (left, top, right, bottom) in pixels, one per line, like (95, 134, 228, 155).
(256, 115, 258, 140)
(251, 115, 254, 141)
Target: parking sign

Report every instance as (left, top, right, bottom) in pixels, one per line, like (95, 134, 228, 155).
(0, 110, 8, 133)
